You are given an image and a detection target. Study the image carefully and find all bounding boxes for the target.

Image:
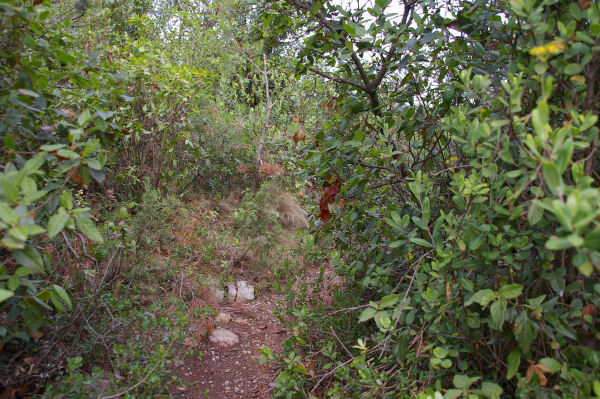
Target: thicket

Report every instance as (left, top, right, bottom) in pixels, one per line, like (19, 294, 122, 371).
(3, 0, 600, 398)
(266, 0, 600, 398)
(0, 0, 324, 395)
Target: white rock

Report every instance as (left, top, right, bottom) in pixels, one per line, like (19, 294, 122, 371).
(209, 328, 239, 346)
(227, 283, 237, 300)
(228, 280, 255, 301)
(236, 280, 254, 301)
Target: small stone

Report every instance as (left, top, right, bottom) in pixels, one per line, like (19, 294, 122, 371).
(216, 312, 231, 325)
(209, 328, 239, 346)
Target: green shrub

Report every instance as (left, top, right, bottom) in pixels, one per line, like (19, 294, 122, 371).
(270, 0, 600, 397)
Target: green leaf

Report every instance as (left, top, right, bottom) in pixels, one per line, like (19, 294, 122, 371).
(22, 153, 46, 175)
(507, 349, 520, 379)
(2, 236, 25, 249)
(390, 211, 403, 226)
(547, 315, 576, 340)
(52, 284, 72, 310)
(55, 49, 77, 64)
(479, 382, 503, 399)
(359, 307, 376, 322)
(15, 266, 34, 277)
(95, 110, 114, 120)
(47, 212, 70, 238)
(4, 134, 15, 150)
(465, 289, 495, 307)
(409, 237, 433, 248)
(498, 284, 523, 299)
(86, 158, 102, 170)
(77, 108, 92, 126)
(412, 216, 428, 230)
(0, 178, 18, 202)
(532, 101, 549, 139)
(0, 203, 18, 225)
(380, 294, 399, 308)
(515, 315, 538, 352)
(388, 240, 404, 248)
(444, 390, 463, 399)
(23, 302, 43, 331)
(76, 215, 104, 243)
(0, 289, 14, 303)
(539, 358, 561, 373)
(13, 245, 44, 272)
(489, 299, 507, 330)
(527, 201, 543, 226)
(542, 162, 562, 195)
(453, 374, 480, 389)
(546, 237, 574, 250)
(8, 226, 28, 241)
(556, 139, 574, 173)
(343, 22, 366, 37)
(56, 149, 80, 160)
(564, 63, 582, 75)
(40, 144, 67, 151)
(433, 346, 448, 358)
(50, 291, 64, 312)
(8, 275, 18, 291)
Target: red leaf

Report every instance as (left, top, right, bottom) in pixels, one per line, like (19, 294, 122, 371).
(318, 178, 341, 222)
(583, 304, 596, 317)
(319, 197, 332, 223)
(325, 178, 341, 204)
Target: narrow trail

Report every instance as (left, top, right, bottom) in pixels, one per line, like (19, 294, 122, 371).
(174, 292, 286, 398)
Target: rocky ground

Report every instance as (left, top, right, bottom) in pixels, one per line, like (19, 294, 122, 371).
(173, 283, 286, 399)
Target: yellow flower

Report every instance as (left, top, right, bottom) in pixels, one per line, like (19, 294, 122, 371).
(529, 41, 565, 60)
(445, 156, 459, 165)
(405, 252, 414, 261)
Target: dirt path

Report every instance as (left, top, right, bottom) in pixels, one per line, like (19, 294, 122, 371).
(174, 293, 286, 399)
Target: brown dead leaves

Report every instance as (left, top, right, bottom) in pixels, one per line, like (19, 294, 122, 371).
(318, 177, 341, 223)
(293, 125, 306, 144)
(525, 362, 554, 386)
(292, 113, 307, 144)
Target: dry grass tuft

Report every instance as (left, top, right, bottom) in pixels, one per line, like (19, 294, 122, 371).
(274, 191, 309, 230)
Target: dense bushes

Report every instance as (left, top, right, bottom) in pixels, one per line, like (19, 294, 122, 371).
(270, 0, 600, 398)
(0, 0, 323, 395)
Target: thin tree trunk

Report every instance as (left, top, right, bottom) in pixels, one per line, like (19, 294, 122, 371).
(254, 54, 270, 189)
